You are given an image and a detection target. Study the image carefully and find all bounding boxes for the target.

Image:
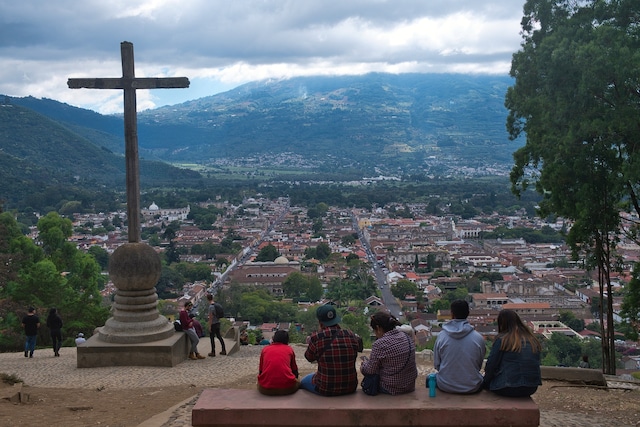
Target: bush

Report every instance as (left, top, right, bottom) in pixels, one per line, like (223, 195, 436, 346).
(0, 373, 23, 385)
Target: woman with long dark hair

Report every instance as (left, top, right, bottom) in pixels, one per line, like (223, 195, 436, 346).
(46, 308, 63, 357)
(483, 309, 542, 397)
(360, 311, 417, 395)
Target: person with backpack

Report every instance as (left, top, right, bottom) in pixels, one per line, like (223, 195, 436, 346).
(207, 294, 226, 356)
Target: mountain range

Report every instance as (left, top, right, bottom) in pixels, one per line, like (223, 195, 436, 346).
(1, 73, 522, 211)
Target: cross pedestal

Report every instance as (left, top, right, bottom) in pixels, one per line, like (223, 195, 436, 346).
(69, 42, 190, 367)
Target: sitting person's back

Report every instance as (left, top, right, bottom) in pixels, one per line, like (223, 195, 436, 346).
(433, 300, 485, 394)
(360, 312, 417, 395)
(257, 330, 299, 395)
(483, 310, 542, 397)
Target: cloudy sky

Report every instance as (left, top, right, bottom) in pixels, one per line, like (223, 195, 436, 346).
(1, 0, 525, 114)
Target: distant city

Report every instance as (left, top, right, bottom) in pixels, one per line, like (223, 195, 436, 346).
(37, 194, 639, 371)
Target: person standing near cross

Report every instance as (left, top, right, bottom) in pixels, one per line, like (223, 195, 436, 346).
(68, 41, 189, 242)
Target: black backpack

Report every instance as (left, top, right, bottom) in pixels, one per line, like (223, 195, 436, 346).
(173, 320, 183, 332)
(214, 303, 224, 319)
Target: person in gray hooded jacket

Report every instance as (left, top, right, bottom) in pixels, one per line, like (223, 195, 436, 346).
(433, 300, 485, 394)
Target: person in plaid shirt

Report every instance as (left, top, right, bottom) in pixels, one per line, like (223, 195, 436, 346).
(360, 312, 417, 395)
(300, 304, 363, 396)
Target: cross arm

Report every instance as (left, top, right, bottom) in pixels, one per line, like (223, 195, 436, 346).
(68, 77, 190, 90)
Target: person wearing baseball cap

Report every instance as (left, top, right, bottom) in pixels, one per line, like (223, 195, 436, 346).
(300, 303, 363, 396)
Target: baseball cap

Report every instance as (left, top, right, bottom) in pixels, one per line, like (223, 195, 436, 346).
(316, 304, 341, 326)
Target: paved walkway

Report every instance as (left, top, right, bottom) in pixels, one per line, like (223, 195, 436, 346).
(0, 345, 636, 427)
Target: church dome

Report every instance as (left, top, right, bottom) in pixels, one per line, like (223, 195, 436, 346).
(274, 255, 289, 264)
(149, 202, 159, 211)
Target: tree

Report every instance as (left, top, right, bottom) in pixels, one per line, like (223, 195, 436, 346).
(620, 270, 640, 340)
(37, 212, 73, 256)
(87, 245, 109, 271)
(506, 0, 640, 375)
(315, 242, 331, 261)
(391, 279, 418, 300)
(282, 272, 323, 302)
(559, 310, 585, 332)
(341, 233, 357, 246)
(1, 212, 108, 350)
(542, 333, 582, 367)
(255, 244, 280, 262)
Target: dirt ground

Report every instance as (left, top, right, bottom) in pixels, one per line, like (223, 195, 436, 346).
(1, 374, 639, 427)
(0, 370, 256, 427)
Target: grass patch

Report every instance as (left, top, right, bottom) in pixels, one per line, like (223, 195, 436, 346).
(0, 373, 23, 385)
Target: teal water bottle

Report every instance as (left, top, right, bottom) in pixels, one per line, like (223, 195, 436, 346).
(428, 373, 437, 397)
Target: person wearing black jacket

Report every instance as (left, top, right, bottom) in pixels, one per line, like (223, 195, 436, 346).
(46, 308, 63, 357)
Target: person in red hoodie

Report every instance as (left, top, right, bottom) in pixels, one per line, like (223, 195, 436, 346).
(179, 302, 205, 360)
(257, 330, 299, 395)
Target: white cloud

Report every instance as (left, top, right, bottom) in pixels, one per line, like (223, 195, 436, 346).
(0, 0, 525, 113)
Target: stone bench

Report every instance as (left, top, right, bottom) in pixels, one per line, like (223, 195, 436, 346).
(191, 387, 539, 427)
(540, 366, 607, 386)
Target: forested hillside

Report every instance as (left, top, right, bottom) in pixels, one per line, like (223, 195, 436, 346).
(0, 104, 200, 211)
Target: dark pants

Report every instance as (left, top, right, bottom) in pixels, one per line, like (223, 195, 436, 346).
(50, 329, 62, 354)
(492, 386, 538, 397)
(210, 323, 226, 353)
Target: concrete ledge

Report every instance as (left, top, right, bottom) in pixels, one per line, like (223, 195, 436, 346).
(191, 387, 539, 427)
(540, 366, 607, 386)
(224, 326, 240, 356)
(77, 331, 189, 368)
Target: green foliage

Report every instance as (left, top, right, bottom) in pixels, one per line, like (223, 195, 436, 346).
(0, 211, 109, 351)
(0, 373, 23, 385)
(0, 103, 201, 213)
(620, 270, 640, 340)
(314, 242, 331, 261)
(255, 244, 280, 262)
(559, 310, 585, 333)
(172, 262, 213, 283)
(340, 311, 372, 348)
(506, 0, 640, 374)
(481, 226, 564, 244)
(307, 203, 329, 219)
(341, 233, 358, 246)
(156, 266, 184, 299)
(542, 333, 583, 367)
(391, 279, 418, 300)
(87, 245, 109, 271)
(282, 272, 323, 302)
(187, 205, 224, 229)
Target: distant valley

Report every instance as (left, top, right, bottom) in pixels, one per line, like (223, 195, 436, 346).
(8, 73, 521, 174)
(1, 73, 523, 211)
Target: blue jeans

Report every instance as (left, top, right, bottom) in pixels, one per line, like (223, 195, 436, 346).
(25, 335, 37, 354)
(300, 373, 321, 395)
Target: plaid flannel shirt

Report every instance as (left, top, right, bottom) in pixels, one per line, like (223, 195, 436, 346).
(305, 325, 360, 396)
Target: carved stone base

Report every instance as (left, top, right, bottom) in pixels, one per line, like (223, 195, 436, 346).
(77, 331, 189, 368)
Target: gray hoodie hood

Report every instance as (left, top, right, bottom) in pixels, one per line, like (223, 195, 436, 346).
(441, 319, 475, 339)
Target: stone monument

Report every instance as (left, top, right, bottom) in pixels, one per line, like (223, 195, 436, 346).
(68, 41, 190, 367)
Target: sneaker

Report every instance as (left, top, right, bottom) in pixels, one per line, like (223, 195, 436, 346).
(220, 350, 227, 355)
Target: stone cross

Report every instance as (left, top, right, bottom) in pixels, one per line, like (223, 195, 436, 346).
(68, 41, 189, 242)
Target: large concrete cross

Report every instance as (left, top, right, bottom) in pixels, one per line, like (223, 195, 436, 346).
(68, 41, 189, 242)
